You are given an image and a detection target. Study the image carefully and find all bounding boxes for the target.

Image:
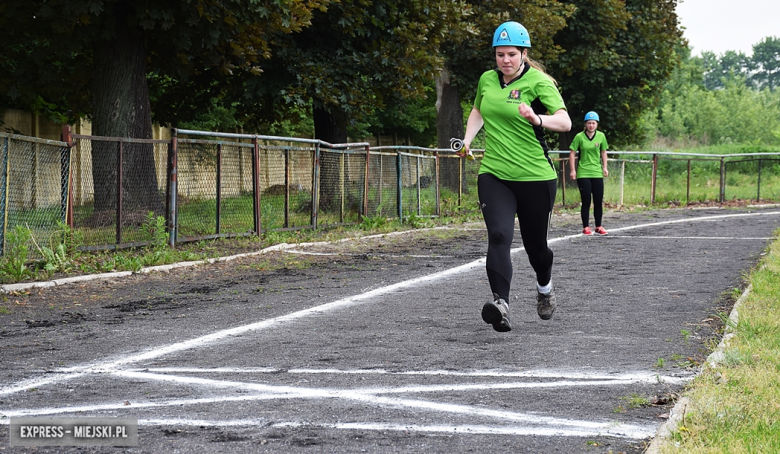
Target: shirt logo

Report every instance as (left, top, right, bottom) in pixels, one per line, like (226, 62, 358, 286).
(594, 142, 600, 148)
(506, 89, 522, 104)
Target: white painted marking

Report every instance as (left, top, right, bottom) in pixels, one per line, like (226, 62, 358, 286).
(1, 370, 657, 439)
(2, 210, 777, 397)
(284, 249, 453, 258)
(1, 210, 778, 441)
(0, 418, 648, 439)
(125, 367, 691, 384)
(593, 236, 774, 240)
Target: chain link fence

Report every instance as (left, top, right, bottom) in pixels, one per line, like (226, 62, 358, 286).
(0, 133, 70, 258)
(70, 135, 169, 249)
(3, 128, 780, 256)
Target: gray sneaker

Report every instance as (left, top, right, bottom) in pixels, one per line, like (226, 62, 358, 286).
(536, 288, 556, 320)
(482, 294, 512, 332)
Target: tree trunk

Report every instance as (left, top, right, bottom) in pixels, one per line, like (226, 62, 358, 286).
(435, 62, 466, 193)
(313, 105, 348, 213)
(91, 5, 162, 218)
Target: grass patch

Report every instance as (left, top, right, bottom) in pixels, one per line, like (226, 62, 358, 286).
(659, 229, 780, 453)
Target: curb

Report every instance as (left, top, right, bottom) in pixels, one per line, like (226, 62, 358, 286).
(644, 284, 752, 453)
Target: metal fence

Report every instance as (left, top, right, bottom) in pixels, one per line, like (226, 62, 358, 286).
(2, 127, 780, 256)
(0, 132, 70, 257)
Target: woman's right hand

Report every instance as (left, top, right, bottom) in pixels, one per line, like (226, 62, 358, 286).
(569, 170, 576, 180)
(456, 142, 471, 159)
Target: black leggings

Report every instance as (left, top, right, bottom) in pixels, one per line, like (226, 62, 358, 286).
(478, 174, 556, 301)
(577, 177, 604, 228)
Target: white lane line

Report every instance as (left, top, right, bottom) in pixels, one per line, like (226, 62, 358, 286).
(124, 367, 691, 384)
(2, 210, 778, 398)
(592, 236, 774, 240)
(114, 370, 683, 395)
(284, 250, 454, 258)
(0, 415, 655, 439)
(1, 370, 656, 439)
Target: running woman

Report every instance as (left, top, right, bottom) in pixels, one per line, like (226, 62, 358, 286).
(458, 21, 571, 331)
(569, 111, 609, 235)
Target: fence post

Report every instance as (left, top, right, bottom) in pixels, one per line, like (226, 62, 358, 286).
(61, 126, 73, 229)
(757, 159, 762, 202)
(686, 159, 691, 205)
(457, 156, 463, 208)
(216, 143, 222, 234)
(285, 147, 291, 228)
(312, 143, 320, 229)
(620, 160, 625, 207)
(434, 151, 440, 217)
(363, 145, 370, 217)
(719, 157, 725, 203)
(560, 158, 566, 206)
(116, 141, 123, 245)
(396, 150, 403, 219)
(340, 151, 345, 223)
(651, 153, 658, 205)
(416, 156, 421, 216)
(167, 129, 178, 247)
(252, 137, 261, 235)
(0, 135, 8, 256)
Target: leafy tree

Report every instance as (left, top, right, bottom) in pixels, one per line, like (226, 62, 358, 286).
(550, 0, 684, 148)
(649, 46, 780, 146)
(434, 0, 573, 192)
(257, 1, 461, 144)
(435, 0, 573, 150)
(701, 50, 752, 90)
(0, 0, 326, 214)
(751, 36, 780, 91)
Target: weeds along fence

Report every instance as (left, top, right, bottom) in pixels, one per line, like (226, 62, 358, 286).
(2, 127, 780, 256)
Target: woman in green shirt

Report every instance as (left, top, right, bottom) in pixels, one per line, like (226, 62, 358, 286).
(568, 111, 609, 235)
(458, 21, 572, 331)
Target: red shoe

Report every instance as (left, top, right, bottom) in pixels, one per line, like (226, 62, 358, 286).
(595, 226, 608, 235)
(582, 226, 593, 235)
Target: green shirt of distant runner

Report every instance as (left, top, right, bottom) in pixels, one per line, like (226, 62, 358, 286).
(569, 129, 609, 179)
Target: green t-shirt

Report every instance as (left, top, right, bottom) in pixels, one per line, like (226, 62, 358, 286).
(570, 130, 608, 178)
(474, 66, 566, 181)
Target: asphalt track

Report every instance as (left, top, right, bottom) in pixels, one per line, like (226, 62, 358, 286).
(1, 207, 779, 453)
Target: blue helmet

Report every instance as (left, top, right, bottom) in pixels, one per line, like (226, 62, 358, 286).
(584, 111, 600, 122)
(493, 21, 531, 48)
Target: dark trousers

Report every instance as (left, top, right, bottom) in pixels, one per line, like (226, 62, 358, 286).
(478, 173, 556, 301)
(577, 177, 604, 228)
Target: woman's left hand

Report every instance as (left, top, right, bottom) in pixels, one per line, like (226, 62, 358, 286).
(603, 168, 609, 177)
(518, 103, 541, 126)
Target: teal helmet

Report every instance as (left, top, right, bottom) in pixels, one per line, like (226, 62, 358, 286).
(493, 21, 531, 48)
(584, 111, 600, 122)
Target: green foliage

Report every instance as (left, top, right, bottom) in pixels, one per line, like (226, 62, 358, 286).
(114, 255, 143, 273)
(0, 226, 34, 282)
(30, 221, 82, 274)
(550, 0, 683, 148)
(359, 214, 388, 231)
(142, 212, 169, 251)
(751, 36, 780, 91)
(648, 43, 780, 147)
(404, 214, 433, 229)
(0, 0, 329, 124)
